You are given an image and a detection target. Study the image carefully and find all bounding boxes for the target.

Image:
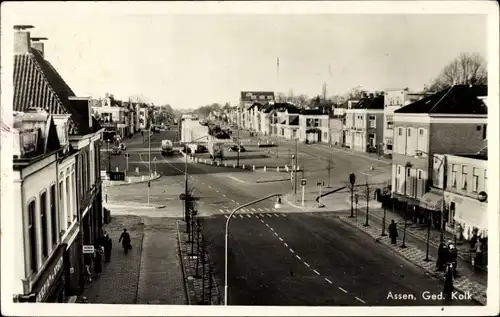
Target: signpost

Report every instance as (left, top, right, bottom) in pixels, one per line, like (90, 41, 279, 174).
(125, 153, 130, 175)
(317, 181, 324, 204)
(147, 181, 151, 206)
(301, 179, 307, 207)
(82, 245, 95, 254)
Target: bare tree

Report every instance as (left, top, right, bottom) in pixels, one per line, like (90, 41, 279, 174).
(430, 52, 487, 91)
(358, 178, 371, 226)
(326, 158, 335, 188)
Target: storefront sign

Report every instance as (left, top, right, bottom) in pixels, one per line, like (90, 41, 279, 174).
(82, 245, 95, 254)
(35, 251, 64, 302)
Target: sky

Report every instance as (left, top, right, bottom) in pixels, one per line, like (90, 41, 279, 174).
(3, 3, 489, 109)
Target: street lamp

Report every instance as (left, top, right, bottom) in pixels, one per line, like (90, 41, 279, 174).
(224, 193, 283, 306)
(423, 209, 432, 261)
(415, 150, 445, 243)
(106, 139, 111, 172)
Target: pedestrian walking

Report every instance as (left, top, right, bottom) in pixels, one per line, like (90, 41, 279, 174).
(104, 234, 112, 263)
(448, 243, 458, 277)
(443, 263, 454, 301)
(94, 247, 103, 278)
(388, 220, 398, 244)
(436, 242, 448, 271)
(119, 228, 132, 254)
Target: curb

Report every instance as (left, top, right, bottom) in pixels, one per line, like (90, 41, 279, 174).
(103, 174, 162, 187)
(338, 216, 486, 306)
(176, 222, 192, 305)
(255, 178, 291, 184)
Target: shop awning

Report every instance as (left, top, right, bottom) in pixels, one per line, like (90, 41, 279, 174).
(419, 192, 443, 211)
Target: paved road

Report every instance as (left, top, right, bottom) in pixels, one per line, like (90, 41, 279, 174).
(202, 211, 478, 306)
(100, 127, 478, 306)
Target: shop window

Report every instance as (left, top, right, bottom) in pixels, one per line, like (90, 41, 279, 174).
(40, 192, 48, 258)
(28, 200, 37, 272)
(50, 185, 57, 245)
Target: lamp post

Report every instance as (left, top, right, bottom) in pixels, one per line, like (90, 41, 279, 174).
(106, 139, 111, 172)
(294, 138, 299, 195)
(225, 193, 283, 306)
(424, 209, 432, 261)
(415, 150, 446, 243)
(381, 186, 388, 236)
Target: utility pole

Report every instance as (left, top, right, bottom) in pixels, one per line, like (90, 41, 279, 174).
(148, 123, 152, 177)
(294, 138, 298, 195)
(237, 111, 240, 168)
(107, 140, 111, 172)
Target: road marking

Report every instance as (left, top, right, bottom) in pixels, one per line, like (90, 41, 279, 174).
(278, 237, 283, 241)
(265, 223, 270, 227)
(338, 287, 348, 294)
(257, 208, 263, 211)
(266, 214, 272, 217)
(208, 186, 212, 189)
(274, 232, 278, 236)
(264, 208, 271, 211)
(272, 208, 277, 211)
(225, 215, 229, 219)
(273, 213, 280, 217)
(296, 255, 301, 260)
(313, 269, 320, 275)
(246, 214, 252, 218)
(281, 214, 287, 217)
(304, 262, 310, 267)
(284, 242, 288, 247)
(355, 297, 366, 304)
(250, 211, 254, 214)
(223, 194, 227, 197)
(325, 278, 332, 284)
(260, 219, 264, 223)
(219, 209, 225, 213)
(289, 248, 294, 253)
(250, 208, 256, 211)
(270, 227, 274, 231)
(238, 214, 244, 218)
(232, 200, 236, 202)
(215, 189, 219, 192)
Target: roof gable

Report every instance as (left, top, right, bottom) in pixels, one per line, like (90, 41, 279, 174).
(394, 85, 488, 115)
(13, 49, 96, 135)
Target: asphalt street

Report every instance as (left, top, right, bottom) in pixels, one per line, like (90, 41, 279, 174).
(102, 128, 477, 306)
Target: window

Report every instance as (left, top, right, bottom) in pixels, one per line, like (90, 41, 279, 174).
(28, 200, 37, 272)
(395, 165, 401, 193)
(40, 192, 48, 258)
(50, 185, 57, 245)
(369, 115, 376, 128)
(66, 176, 71, 224)
(407, 168, 411, 177)
(461, 165, 468, 190)
(449, 202, 456, 225)
(484, 169, 487, 192)
(476, 125, 482, 131)
(72, 171, 77, 219)
(451, 165, 458, 187)
(407, 129, 411, 136)
(483, 125, 487, 140)
(419, 129, 424, 136)
(59, 181, 65, 231)
(472, 168, 479, 192)
(418, 170, 422, 179)
(398, 127, 403, 136)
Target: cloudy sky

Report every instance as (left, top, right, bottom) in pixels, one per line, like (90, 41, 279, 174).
(3, 2, 489, 109)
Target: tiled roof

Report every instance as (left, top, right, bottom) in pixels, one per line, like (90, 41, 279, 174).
(394, 85, 488, 114)
(353, 95, 384, 110)
(289, 116, 299, 125)
(455, 145, 488, 160)
(14, 48, 99, 135)
(275, 103, 300, 114)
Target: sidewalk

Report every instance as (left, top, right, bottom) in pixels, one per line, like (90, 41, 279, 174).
(102, 172, 161, 187)
(82, 215, 187, 304)
(339, 215, 487, 305)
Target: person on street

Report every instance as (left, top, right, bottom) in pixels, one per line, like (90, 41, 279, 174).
(119, 228, 132, 254)
(388, 220, 398, 244)
(443, 263, 454, 300)
(104, 234, 112, 263)
(94, 247, 103, 278)
(436, 241, 448, 271)
(448, 243, 458, 277)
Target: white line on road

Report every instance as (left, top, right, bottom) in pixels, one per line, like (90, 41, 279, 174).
(283, 242, 288, 247)
(289, 248, 294, 253)
(266, 214, 272, 217)
(257, 208, 263, 211)
(246, 214, 252, 218)
(313, 269, 320, 275)
(270, 227, 274, 231)
(274, 232, 278, 236)
(232, 200, 236, 202)
(338, 287, 348, 294)
(225, 215, 229, 219)
(260, 219, 264, 223)
(219, 209, 224, 213)
(250, 208, 256, 211)
(273, 213, 280, 217)
(325, 278, 332, 284)
(215, 189, 219, 192)
(265, 223, 270, 227)
(278, 237, 283, 241)
(281, 214, 287, 217)
(208, 185, 212, 188)
(238, 214, 244, 218)
(223, 194, 227, 197)
(250, 211, 254, 214)
(355, 297, 366, 304)
(272, 208, 277, 211)
(304, 262, 310, 267)
(296, 255, 301, 260)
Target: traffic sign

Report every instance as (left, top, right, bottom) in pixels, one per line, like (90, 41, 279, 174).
(148, 181, 151, 188)
(301, 179, 307, 186)
(317, 181, 324, 186)
(82, 245, 94, 254)
(108, 171, 125, 181)
(125, 153, 130, 158)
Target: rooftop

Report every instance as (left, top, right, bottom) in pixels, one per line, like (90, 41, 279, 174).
(394, 85, 488, 115)
(353, 95, 384, 110)
(453, 146, 488, 161)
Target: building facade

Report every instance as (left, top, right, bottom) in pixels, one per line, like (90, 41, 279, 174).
(391, 85, 488, 231)
(344, 95, 384, 152)
(298, 109, 329, 143)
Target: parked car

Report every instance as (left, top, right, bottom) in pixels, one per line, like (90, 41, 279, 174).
(110, 147, 121, 155)
(197, 144, 208, 153)
(228, 145, 246, 152)
(118, 143, 127, 150)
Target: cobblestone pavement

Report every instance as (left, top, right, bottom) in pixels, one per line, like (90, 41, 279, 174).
(339, 215, 487, 305)
(177, 222, 222, 305)
(136, 217, 186, 305)
(82, 215, 144, 304)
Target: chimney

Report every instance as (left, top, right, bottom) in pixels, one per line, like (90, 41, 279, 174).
(14, 25, 34, 54)
(31, 37, 48, 58)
